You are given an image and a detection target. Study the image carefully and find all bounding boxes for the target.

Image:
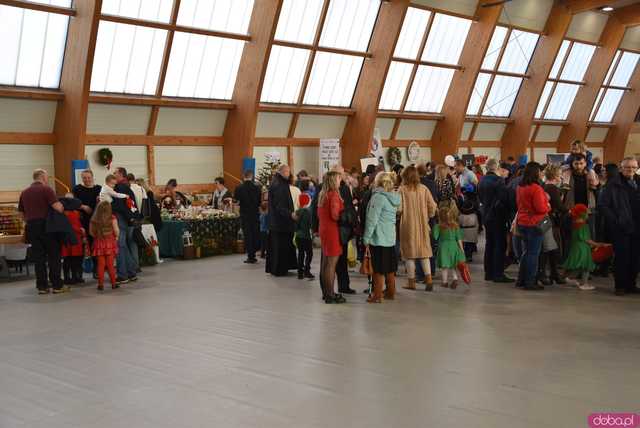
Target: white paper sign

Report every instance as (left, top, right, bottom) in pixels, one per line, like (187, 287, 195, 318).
(371, 128, 385, 166)
(319, 139, 341, 179)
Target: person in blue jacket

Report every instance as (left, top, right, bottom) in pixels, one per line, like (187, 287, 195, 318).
(363, 172, 401, 303)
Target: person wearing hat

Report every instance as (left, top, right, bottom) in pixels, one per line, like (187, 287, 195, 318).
(294, 193, 314, 280)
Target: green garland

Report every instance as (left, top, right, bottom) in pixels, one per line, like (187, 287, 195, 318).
(387, 147, 402, 166)
(97, 148, 113, 169)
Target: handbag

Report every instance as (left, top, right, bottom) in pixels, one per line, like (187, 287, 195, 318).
(359, 247, 373, 276)
(82, 256, 94, 274)
(535, 215, 553, 234)
(457, 262, 471, 284)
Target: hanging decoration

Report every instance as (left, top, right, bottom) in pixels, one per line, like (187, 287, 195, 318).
(387, 147, 402, 167)
(97, 148, 113, 170)
(407, 141, 420, 163)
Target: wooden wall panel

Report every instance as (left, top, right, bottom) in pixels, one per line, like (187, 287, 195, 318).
(341, 0, 410, 171)
(222, 0, 283, 186)
(501, 3, 572, 159)
(430, 1, 503, 162)
(52, 0, 102, 191)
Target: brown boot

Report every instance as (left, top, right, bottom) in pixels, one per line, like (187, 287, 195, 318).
(402, 278, 416, 290)
(368, 273, 383, 303)
(383, 273, 396, 300)
(424, 274, 433, 291)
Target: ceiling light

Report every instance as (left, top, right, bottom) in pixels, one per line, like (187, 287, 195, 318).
(601, 6, 614, 12)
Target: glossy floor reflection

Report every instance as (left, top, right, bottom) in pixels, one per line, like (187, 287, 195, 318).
(0, 250, 638, 428)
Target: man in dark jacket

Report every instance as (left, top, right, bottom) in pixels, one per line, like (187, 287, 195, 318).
(234, 170, 262, 264)
(598, 157, 640, 296)
(478, 159, 513, 283)
(112, 167, 139, 284)
(266, 165, 297, 276)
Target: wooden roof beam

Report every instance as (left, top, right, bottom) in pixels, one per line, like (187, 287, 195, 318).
(501, 3, 572, 159)
(222, 0, 283, 186)
(341, 0, 411, 170)
(0, 0, 75, 16)
(429, 0, 503, 162)
(613, 3, 640, 27)
(52, 0, 102, 192)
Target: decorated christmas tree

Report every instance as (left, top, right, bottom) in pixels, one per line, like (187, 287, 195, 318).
(256, 153, 282, 189)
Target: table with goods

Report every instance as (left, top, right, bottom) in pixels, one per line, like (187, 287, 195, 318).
(158, 206, 241, 259)
(0, 206, 29, 278)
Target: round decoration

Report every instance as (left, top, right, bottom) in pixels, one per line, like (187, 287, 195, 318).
(444, 155, 456, 168)
(407, 141, 420, 163)
(97, 148, 113, 169)
(387, 147, 402, 166)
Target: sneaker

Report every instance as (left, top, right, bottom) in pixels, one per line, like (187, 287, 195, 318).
(128, 276, 138, 282)
(578, 284, 595, 291)
(116, 277, 129, 285)
(38, 289, 50, 295)
(52, 286, 71, 294)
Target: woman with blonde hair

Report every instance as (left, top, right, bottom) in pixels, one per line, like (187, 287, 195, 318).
(363, 172, 401, 303)
(435, 164, 456, 202)
(398, 166, 438, 291)
(317, 171, 345, 303)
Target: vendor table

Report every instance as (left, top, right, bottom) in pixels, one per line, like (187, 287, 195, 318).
(158, 217, 240, 258)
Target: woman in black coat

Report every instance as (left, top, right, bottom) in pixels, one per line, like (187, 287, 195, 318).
(265, 165, 298, 276)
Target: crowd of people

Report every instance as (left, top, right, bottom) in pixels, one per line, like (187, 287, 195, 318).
(18, 167, 161, 293)
(16, 140, 640, 301)
(247, 141, 640, 302)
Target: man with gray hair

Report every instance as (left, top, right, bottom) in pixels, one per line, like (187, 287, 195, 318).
(598, 157, 640, 296)
(18, 169, 68, 294)
(478, 159, 514, 283)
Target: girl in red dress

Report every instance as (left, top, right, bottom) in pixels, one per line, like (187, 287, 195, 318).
(61, 197, 86, 284)
(317, 171, 345, 303)
(90, 201, 120, 291)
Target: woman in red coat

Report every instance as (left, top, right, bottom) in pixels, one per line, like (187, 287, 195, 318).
(61, 207, 86, 284)
(317, 171, 345, 304)
(516, 162, 550, 291)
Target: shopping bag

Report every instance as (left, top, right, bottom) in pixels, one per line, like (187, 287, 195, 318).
(457, 261, 471, 284)
(347, 240, 357, 268)
(82, 256, 94, 274)
(360, 247, 373, 276)
(592, 245, 613, 263)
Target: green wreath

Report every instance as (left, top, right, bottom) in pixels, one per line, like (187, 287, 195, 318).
(387, 147, 402, 166)
(97, 148, 113, 169)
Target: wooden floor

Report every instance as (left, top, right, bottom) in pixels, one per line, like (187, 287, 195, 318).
(0, 249, 638, 428)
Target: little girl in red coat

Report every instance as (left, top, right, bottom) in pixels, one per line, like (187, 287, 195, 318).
(61, 195, 86, 284)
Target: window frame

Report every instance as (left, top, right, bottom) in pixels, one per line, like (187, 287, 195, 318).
(93, 0, 252, 100)
(534, 38, 597, 121)
(589, 48, 639, 123)
(261, 0, 382, 109)
(467, 25, 540, 118)
(0, 0, 75, 91)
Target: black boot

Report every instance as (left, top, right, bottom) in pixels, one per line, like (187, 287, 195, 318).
(548, 250, 566, 284)
(537, 252, 552, 286)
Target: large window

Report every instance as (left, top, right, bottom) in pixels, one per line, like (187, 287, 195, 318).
(590, 50, 640, 123)
(378, 8, 472, 113)
(0, 3, 71, 89)
(91, 0, 254, 99)
(467, 26, 539, 117)
(260, 0, 381, 107)
(534, 40, 596, 120)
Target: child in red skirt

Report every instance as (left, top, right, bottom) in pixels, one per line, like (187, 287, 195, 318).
(90, 201, 120, 291)
(61, 194, 86, 285)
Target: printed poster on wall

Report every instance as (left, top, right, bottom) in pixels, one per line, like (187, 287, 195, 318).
(319, 138, 341, 179)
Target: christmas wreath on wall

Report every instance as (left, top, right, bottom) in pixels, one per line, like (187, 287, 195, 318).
(97, 148, 113, 169)
(387, 147, 402, 166)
